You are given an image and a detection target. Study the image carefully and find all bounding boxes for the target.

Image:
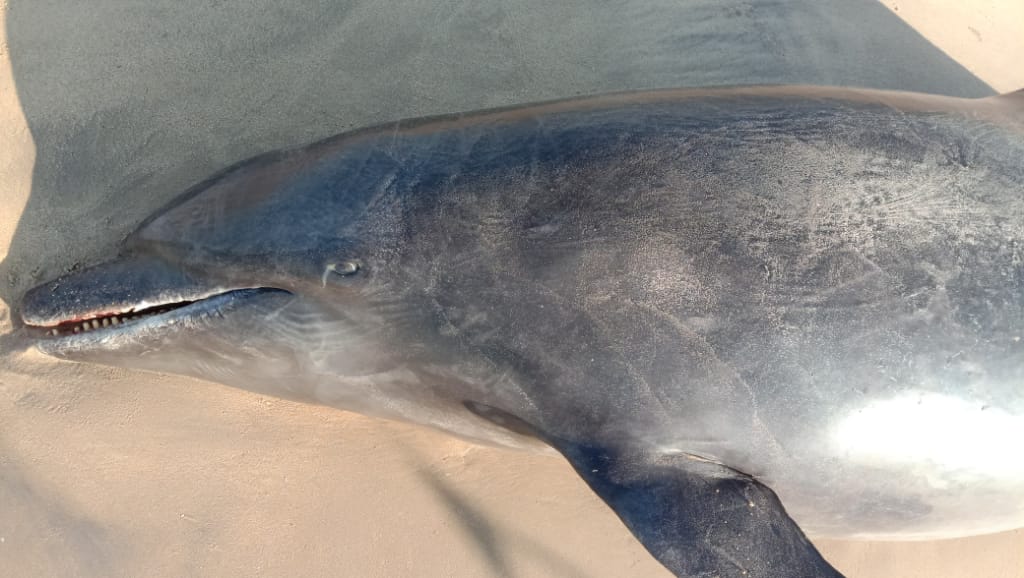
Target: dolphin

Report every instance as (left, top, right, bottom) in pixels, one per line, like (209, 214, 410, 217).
(15, 85, 1024, 577)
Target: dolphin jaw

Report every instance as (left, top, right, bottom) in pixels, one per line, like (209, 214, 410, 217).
(24, 287, 291, 356)
(22, 287, 236, 331)
(22, 286, 286, 345)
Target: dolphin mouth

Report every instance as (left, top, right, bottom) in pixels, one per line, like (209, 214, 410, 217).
(22, 287, 291, 354)
(18, 253, 293, 354)
(24, 287, 267, 337)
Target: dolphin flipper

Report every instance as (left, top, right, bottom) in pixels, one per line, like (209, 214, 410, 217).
(558, 444, 845, 578)
(463, 402, 843, 577)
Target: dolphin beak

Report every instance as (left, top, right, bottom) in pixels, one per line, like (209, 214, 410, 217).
(19, 252, 230, 334)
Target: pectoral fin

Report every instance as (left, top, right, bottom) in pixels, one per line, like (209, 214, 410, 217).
(463, 401, 843, 577)
(559, 443, 844, 578)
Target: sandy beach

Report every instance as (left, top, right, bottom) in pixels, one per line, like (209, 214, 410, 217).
(1, 1, 1022, 576)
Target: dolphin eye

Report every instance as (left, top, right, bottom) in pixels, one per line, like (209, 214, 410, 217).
(335, 261, 360, 276)
(321, 260, 362, 287)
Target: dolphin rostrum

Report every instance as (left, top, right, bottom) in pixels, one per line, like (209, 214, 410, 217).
(17, 86, 1024, 577)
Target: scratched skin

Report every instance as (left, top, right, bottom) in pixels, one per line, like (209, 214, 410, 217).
(17, 87, 1024, 576)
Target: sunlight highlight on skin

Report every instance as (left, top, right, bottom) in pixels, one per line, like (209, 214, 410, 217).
(835, 392, 1024, 486)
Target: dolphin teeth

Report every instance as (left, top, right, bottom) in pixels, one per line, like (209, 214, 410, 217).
(51, 299, 194, 336)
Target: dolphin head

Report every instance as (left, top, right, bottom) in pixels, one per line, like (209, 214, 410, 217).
(18, 135, 419, 405)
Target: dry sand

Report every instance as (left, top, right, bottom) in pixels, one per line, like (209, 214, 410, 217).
(1, 1, 1021, 576)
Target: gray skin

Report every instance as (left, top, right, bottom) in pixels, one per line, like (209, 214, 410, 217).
(16, 86, 1024, 577)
